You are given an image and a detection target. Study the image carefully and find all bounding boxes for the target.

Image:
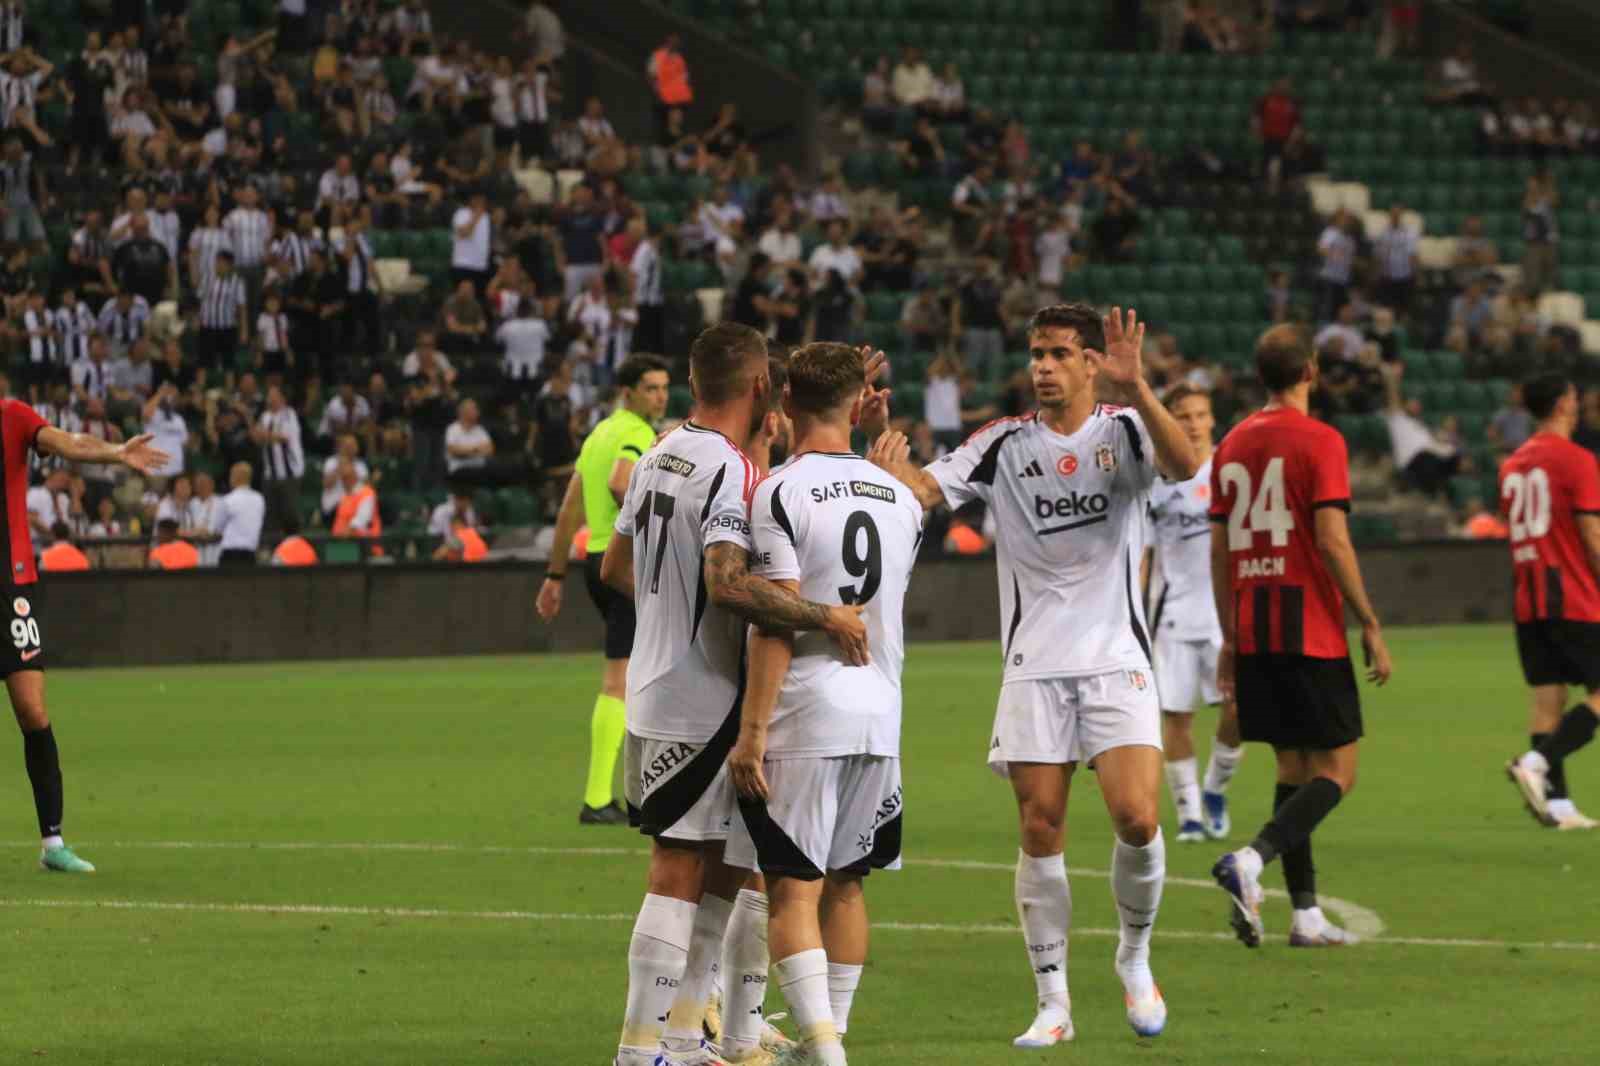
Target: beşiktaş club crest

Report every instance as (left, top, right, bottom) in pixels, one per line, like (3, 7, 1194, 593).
(1129, 669, 1148, 691)
(12, 597, 28, 618)
(1057, 453, 1078, 476)
(1095, 444, 1117, 473)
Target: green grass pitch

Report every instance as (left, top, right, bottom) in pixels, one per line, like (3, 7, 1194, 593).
(0, 625, 1595, 1064)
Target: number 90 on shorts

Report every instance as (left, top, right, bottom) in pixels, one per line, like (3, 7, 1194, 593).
(2, 592, 45, 676)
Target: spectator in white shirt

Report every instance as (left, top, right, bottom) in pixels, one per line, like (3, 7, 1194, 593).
(891, 46, 935, 110)
(445, 398, 493, 475)
(217, 460, 266, 565)
(1313, 303, 1365, 363)
(316, 381, 373, 446)
(807, 220, 863, 288)
(757, 207, 803, 269)
(1316, 208, 1357, 322)
(1035, 210, 1075, 291)
(317, 154, 362, 215)
(450, 190, 492, 294)
(498, 302, 552, 381)
(141, 384, 189, 478)
(187, 471, 225, 566)
(25, 468, 70, 540)
(806, 176, 850, 225)
(320, 434, 369, 524)
(428, 485, 479, 538)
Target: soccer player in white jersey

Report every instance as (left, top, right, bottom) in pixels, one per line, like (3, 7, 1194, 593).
(726, 342, 925, 1066)
(601, 324, 869, 1066)
(1146, 385, 1244, 842)
(868, 304, 1198, 1044)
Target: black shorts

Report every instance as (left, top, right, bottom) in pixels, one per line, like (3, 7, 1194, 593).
(0, 587, 47, 677)
(1235, 653, 1363, 751)
(583, 551, 636, 660)
(1515, 620, 1600, 690)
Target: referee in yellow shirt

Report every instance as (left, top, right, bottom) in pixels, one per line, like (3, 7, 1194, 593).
(537, 354, 671, 823)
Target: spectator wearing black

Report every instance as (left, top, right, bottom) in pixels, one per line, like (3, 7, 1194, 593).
(769, 268, 811, 347)
(954, 253, 1006, 367)
(288, 249, 343, 384)
(111, 213, 175, 305)
(900, 288, 948, 352)
(439, 279, 489, 355)
(558, 183, 606, 300)
(812, 269, 860, 345)
(1089, 192, 1141, 263)
(335, 210, 382, 361)
(899, 115, 948, 178)
(728, 252, 774, 332)
(858, 206, 919, 292)
(404, 335, 457, 492)
(65, 34, 116, 174)
(533, 357, 578, 515)
(1520, 171, 1559, 296)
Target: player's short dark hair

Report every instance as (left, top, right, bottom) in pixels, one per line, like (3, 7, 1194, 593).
(1027, 303, 1104, 351)
(1163, 383, 1210, 410)
(616, 353, 669, 390)
(1523, 373, 1572, 421)
(1255, 324, 1314, 392)
(787, 342, 865, 416)
(690, 322, 768, 406)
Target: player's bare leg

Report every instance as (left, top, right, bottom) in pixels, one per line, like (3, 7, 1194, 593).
(1511, 688, 1600, 829)
(8, 672, 89, 874)
(616, 841, 711, 1066)
(1095, 744, 1167, 1037)
(1160, 711, 1205, 841)
(1201, 698, 1245, 839)
(1216, 741, 1358, 948)
(1008, 762, 1076, 1047)
(819, 874, 867, 1044)
(1272, 750, 1355, 946)
(768, 875, 846, 1065)
(581, 657, 629, 825)
(662, 853, 740, 1064)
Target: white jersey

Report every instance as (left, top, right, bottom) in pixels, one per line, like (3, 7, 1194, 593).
(749, 451, 924, 759)
(926, 407, 1158, 681)
(616, 421, 758, 744)
(1148, 454, 1223, 643)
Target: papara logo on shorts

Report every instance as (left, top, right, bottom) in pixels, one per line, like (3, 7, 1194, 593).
(1033, 492, 1110, 520)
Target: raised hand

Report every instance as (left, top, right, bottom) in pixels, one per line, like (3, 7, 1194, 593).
(867, 429, 911, 473)
(1085, 307, 1146, 393)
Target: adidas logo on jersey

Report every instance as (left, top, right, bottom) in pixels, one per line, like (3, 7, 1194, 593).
(1019, 459, 1046, 478)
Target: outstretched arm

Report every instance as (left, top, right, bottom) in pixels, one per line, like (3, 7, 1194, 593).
(704, 542, 868, 664)
(866, 429, 948, 512)
(36, 427, 168, 474)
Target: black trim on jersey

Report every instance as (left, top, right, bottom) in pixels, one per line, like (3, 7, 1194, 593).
(1004, 571, 1023, 659)
(1577, 509, 1600, 516)
(1253, 586, 1272, 653)
(1151, 583, 1170, 635)
(967, 427, 1023, 486)
(638, 633, 747, 840)
(1179, 528, 1210, 541)
(1281, 586, 1305, 655)
(1311, 498, 1352, 512)
(621, 443, 643, 458)
(1547, 566, 1564, 621)
(1039, 514, 1109, 536)
(1115, 414, 1144, 464)
(699, 464, 728, 523)
(770, 482, 796, 545)
(1124, 553, 1152, 664)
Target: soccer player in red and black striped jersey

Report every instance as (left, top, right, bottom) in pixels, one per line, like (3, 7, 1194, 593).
(1502, 374, 1600, 830)
(1207, 325, 1392, 949)
(0, 398, 168, 872)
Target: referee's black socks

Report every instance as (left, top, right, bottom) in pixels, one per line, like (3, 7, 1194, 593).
(22, 726, 63, 839)
(1249, 777, 1342, 867)
(1535, 706, 1600, 768)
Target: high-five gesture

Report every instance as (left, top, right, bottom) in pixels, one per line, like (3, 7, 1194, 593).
(1085, 307, 1146, 394)
(857, 345, 893, 437)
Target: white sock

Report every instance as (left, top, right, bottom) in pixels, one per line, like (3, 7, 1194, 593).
(40, 834, 63, 851)
(1203, 741, 1244, 794)
(1013, 850, 1070, 1008)
(619, 893, 696, 1060)
(1111, 831, 1165, 980)
(1521, 750, 1550, 775)
(719, 889, 771, 1058)
(1164, 757, 1201, 823)
(1235, 844, 1264, 880)
(774, 949, 846, 1065)
(1292, 905, 1326, 933)
(827, 962, 862, 1035)
(663, 892, 734, 1054)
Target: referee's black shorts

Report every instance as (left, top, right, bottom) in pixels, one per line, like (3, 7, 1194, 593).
(1515, 620, 1600, 690)
(1235, 653, 1363, 751)
(583, 551, 636, 661)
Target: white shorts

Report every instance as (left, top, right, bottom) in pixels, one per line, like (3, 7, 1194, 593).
(624, 732, 737, 843)
(1154, 633, 1222, 712)
(726, 755, 903, 880)
(988, 670, 1163, 776)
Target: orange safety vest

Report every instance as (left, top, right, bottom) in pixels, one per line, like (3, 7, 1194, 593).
(149, 540, 200, 570)
(945, 523, 987, 555)
(272, 535, 319, 566)
(455, 525, 488, 562)
(1465, 512, 1508, 539)
(40, 542, 90, 572)
(651, 47, 692, 105)
(332, 485, 383, 539)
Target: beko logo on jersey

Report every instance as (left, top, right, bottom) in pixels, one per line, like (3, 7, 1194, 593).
(1034, 492, 1110, 520)
(647, 453, 696, 477)
(1173, 512, 1209, 529)
(810, 480, 897, 504)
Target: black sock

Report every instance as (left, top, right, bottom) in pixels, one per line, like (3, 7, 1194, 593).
(1532, 732, 1569, 799)
(1273, 783, 1318, 909)
(1250, 777, 1342, 866)
(1537, 706, 1600, 766)
(22, 726, 62, 839)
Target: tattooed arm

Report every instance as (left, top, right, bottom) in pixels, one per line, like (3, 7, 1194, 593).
(703, 541, 870, 665)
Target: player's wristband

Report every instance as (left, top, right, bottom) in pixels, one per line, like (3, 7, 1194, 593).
(545, 570, 565, 581)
